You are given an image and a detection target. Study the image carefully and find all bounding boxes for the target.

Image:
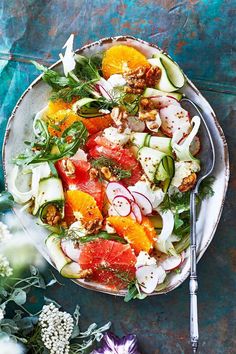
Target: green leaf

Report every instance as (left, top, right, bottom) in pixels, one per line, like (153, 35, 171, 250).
(11, 289, 27, 306)
(14, 121, 88, 166)
(91, 157, 131, 181)
(77, 231, 127, 245)
(124, 282, 139, 302)
(32, 60, 73, 90)
(0, 191, 14, 211)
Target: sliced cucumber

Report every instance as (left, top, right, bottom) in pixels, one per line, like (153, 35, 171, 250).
(149, 137, 172, 155)
(148, 58, 176, 92)
(72, 98, 104, 118)
(33, 177, 64, 216)
(131, 133, 172, 154)
(130, 132, 148, 147)
(154, 53, 185, 89)
(137, 147, 166, 182)
(45, 233, 71, 272)
(72, 97, 98, 110)
(143, 87, 182, 101)
(159, 156, 175, 192)
(60, 262, 83, 278)
(148, 52, 185, 92)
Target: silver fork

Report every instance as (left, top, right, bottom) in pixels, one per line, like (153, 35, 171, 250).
(180, 98, 216, 353)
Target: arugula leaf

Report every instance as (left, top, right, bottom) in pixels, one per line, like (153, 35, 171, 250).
(74, 54, 102, 81)
(14, 121, 88, 166)
(91, 157, 131, 181)
(78, 231, 127, 244)
(124, 281, 147, 302)
(32, 61, 73, 90)
(161, 176, 215, 213)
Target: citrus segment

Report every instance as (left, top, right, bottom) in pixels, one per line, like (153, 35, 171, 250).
(79, 239, 136, 289)
(107, 216, 154, 254)
(102, 45, 150, 79)
(45, 108, 112, 137)
(141, 216, 157, 243)
(47, 99, 77, 115)
(66, 190, 103, 226)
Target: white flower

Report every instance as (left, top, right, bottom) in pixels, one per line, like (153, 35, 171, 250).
(0, 222, 12, 243)
(0, 254, 13, 277)
(0, 337, 25, 354)
(0, 307, 5, 321)
(39, 303, 74, 354)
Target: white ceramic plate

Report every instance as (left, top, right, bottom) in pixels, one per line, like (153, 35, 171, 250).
(2, 36, 229, 296)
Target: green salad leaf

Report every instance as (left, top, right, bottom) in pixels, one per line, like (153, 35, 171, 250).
(91, 157, 131, 181)
(14, 121, 88, 166)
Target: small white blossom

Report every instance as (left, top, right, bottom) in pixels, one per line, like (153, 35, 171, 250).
(0, 222, 12, 243)
(0, 254, 13, 277)
(39, 303, 74, 354)
(0, 337, 25, 354)
(0, 307, 5, 321)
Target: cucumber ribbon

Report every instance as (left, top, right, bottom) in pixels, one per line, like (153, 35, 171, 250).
(9, 162, 51, 204)
(155, 209, 179, 256)
(171, 115, 201, 165)
(45, 233, 82, 278)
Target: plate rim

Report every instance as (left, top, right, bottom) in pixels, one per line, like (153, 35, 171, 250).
(2, 35, 230, 297)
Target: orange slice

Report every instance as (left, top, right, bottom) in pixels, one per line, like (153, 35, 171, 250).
(102, 45, 150, 79)
(47, 99, 77, 115)
(107, 216, 153, 254)
(141, 216, 157, 243)
(45, 108, 112, 137)
(80, 114, 113, 134)
(44, 109, 79, 137)
(66, 190, 103, 226)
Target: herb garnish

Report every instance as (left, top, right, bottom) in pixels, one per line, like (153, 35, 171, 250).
(78, 232, 127, 245)
(14, 121, 88, 166)
(91, 157, 131, 181)
(161, 176, 215, 239)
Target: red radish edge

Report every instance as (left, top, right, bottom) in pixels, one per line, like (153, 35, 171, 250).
(112, 195, 132, 217)
(129, 212, 137, 221)
(131, 202, 143, 223)
(131, 191, 153, 215)
(106, 182, 135, 204)
(160, 253, 185, 271)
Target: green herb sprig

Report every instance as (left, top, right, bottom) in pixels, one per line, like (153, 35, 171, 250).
(91, 157, 131, 181)
(14, 121, 88, 166)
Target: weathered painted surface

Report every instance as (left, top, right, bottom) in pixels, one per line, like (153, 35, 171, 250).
(0, 1, 235, 353)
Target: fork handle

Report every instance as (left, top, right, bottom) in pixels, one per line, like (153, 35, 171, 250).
(190, 275, 199, 352)
(190, 191, 199, 353)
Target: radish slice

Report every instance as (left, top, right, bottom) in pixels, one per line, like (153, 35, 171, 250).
(131, 202, 142, 224)
(61, 239, 81, 262)
(159, 254, 182, 271)
(136, 265, 166, 294)
(113, 195, 131, 217)
(160, 104, 191, 138)
(106, 182, 134, 204)
(129, 212, 137, 221)
(150, 96, 181, 109)
(127, 116, 146, 132)
(108, 204, 120, 216)
(131, 191, 153, 215)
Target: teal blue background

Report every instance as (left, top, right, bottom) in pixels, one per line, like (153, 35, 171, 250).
(1, 1, 236, 353)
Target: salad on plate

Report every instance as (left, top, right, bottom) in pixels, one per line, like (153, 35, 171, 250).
(9, 35, 214, 300)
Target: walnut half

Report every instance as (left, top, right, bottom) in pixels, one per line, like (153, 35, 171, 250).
(179, 173, 197, 192)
